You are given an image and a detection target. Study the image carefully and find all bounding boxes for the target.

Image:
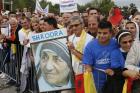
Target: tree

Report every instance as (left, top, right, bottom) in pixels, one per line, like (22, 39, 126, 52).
(12, 0, 116, 16)
(12, 0, 59, 13)
(99, 0, 115, 15)
(39, 0, 48, 9)
(129, 3, 137, 14)
(13, 0, 35, 12)
(40, 1, 59, 14)
(77, 4, 86, 13)
(129, 3, 137, 10)
(121, 3, 137, 19)
(78, 0, 115, 15)
(121, 6, 129, 19)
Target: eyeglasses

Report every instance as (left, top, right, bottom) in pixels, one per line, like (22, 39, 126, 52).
(121, 40, 133, 44)
(70, 23, 81, 28)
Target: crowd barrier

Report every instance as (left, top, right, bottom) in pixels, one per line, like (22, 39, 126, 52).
(0, 43, 74, 93)
(0, 43, 39, 93)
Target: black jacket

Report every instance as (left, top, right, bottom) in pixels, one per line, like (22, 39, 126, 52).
(102, 68, 125, 93)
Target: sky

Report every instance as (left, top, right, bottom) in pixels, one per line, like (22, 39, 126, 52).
(114, 0, 140, 10)
(46, 0, 140, 9)
(46, 0, 92, 5)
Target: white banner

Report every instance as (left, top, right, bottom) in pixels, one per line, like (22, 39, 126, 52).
(60, 0, 78, 13)
(44, 5, 49, 14)
(35, 0, 49, 15)
(29, 28, 67, 43)
(35, 0, 43, 13)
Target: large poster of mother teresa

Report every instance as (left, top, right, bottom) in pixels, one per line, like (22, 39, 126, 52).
(31, 38, 74, 92)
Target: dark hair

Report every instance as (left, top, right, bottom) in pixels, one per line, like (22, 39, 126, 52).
(43, 17, 58, 29)
(21, 16, 31, 22)
(125, 21, 136, 28)
(116, 30, 131, 44)
(87, 7, 100, 14)
(133, 12, 140, 19)
(9, 11, 16, 15)
(82, 11, 88, 13)
(21, 13, 26, 18)
(98, 19, 112, 32)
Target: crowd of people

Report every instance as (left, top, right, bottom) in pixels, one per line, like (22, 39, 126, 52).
(0, 6, 140, 93)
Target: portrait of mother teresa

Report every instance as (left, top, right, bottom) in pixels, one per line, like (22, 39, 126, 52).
(35, 40, 74, 92)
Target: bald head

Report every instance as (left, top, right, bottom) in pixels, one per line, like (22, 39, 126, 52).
(88, 16, 99, 37)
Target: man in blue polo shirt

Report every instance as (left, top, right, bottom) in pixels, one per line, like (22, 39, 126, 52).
(83, 20, 118, 93)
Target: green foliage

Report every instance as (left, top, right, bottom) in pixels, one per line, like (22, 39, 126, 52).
(13, 0, 35, 12)
(13, 0, 134, 17)
(83, 0, 115, 15)
(77, 4, 86, 12)
(39, 0, 48, 9)
(47, 2, 59, 14)
(121, 3, 137, 19)
(12, 0, 59, 13)
(99, 0, 115, 15)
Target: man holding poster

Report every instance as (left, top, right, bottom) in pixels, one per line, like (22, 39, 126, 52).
(30, 17, 74, 93)
(67, 16, 93, 93)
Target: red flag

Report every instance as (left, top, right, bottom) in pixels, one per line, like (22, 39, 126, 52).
(75, 74, 85, 93)
(108, 7, 123, 26)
